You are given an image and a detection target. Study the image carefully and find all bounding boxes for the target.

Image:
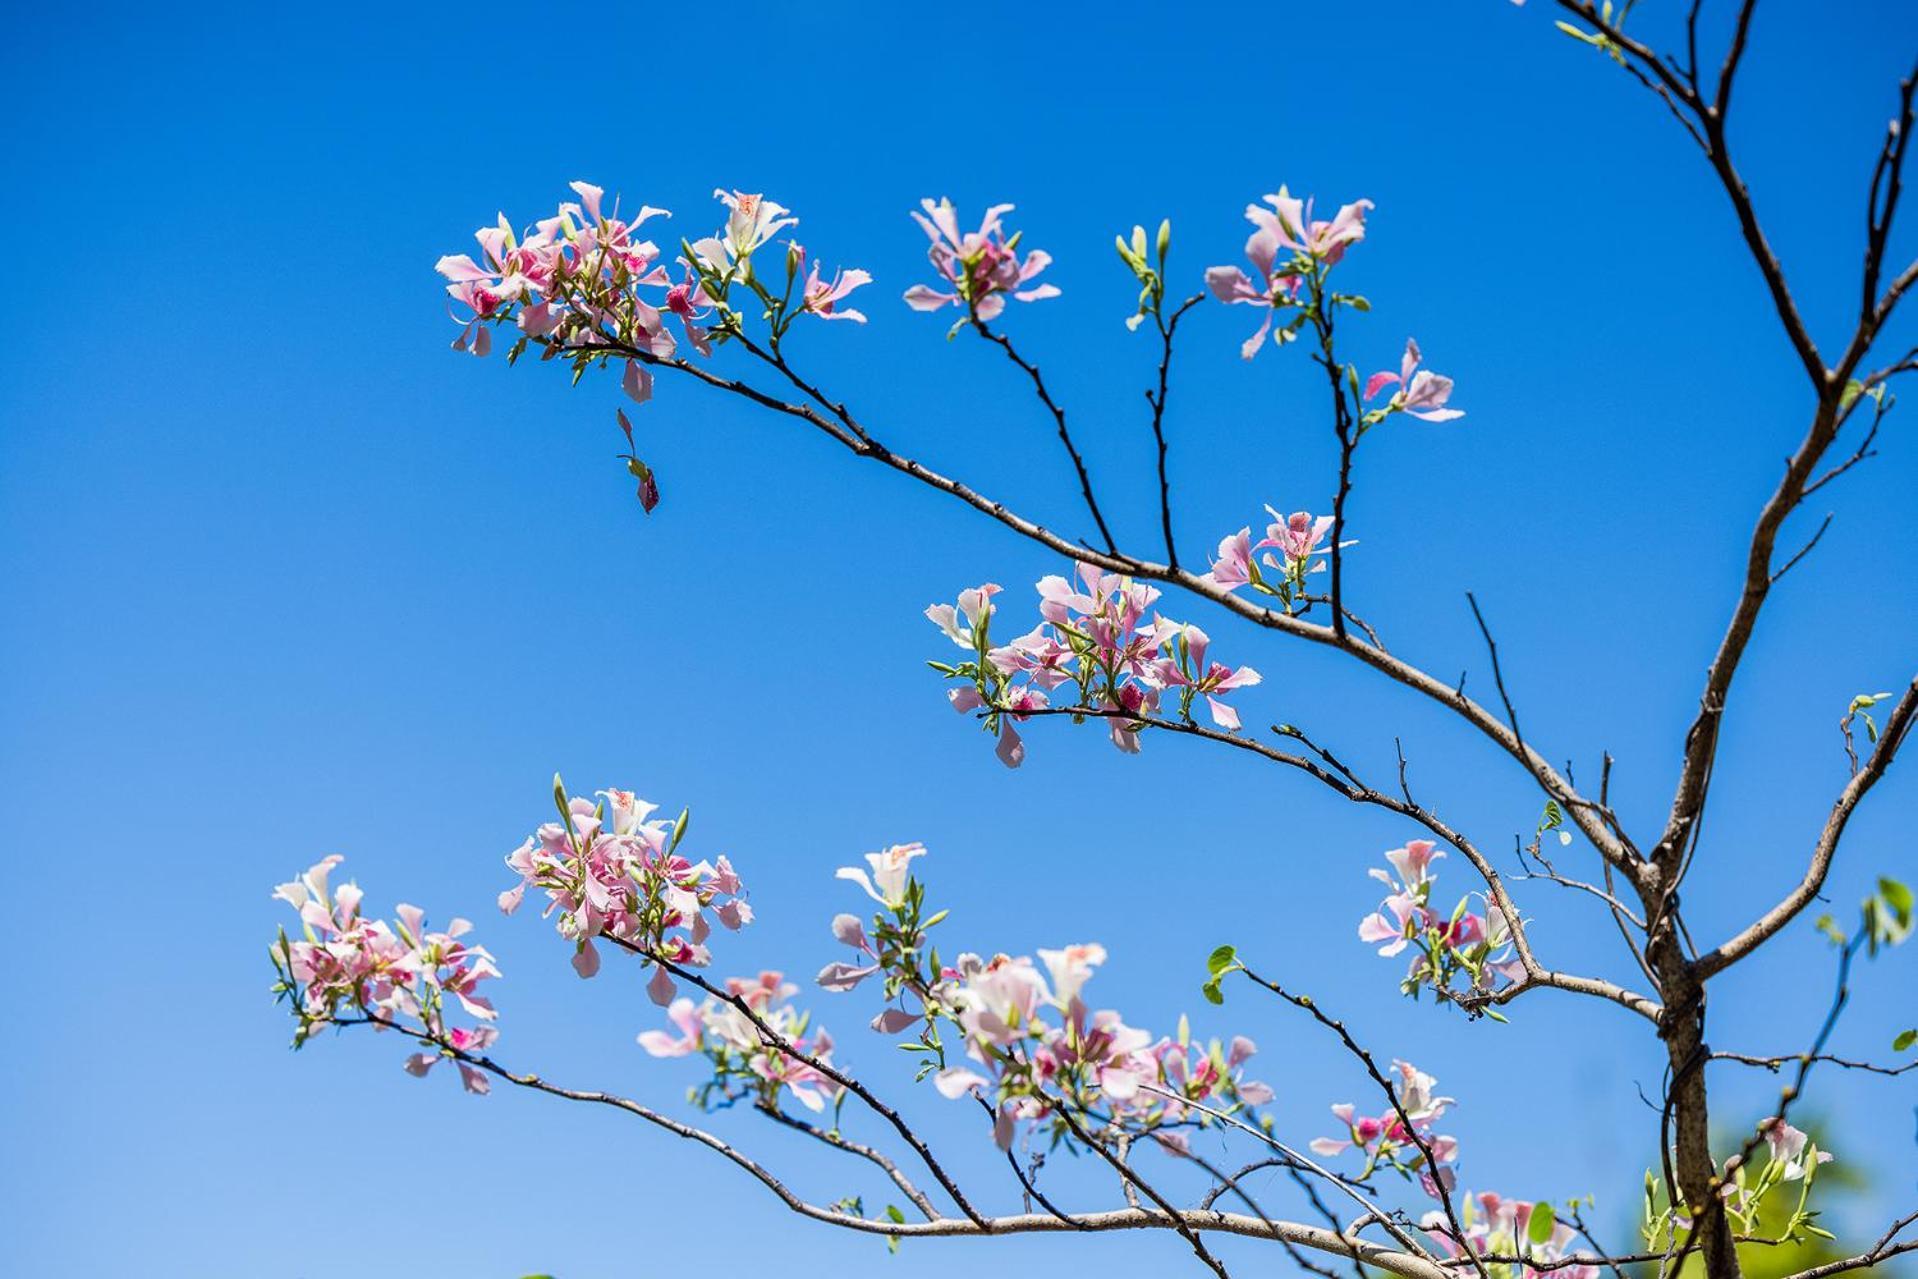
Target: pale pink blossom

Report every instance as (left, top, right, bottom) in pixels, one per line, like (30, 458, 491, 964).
(1365, 338, 1464, 422)
(903, 198, 1058, 320)
(835, 842, 928, 910)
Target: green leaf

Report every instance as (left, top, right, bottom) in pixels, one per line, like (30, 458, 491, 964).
(1207, 944, 1238, 977)
(1529, 1201, 1557, 1244)
(1878, 876, 1913, 927)
(1893, 1028, 1916, 1052)
(1201, 978, 1224, 1006)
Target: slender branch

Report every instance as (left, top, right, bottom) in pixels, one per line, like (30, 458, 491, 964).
(1767, 512, 1833, 585)
(1777, 1211, 1918, 1279)
(973, 319, 1118, 555)
(1147, 293, 1206, 568)
(1695, 676, 1917, 978)
(1006, 702, 1662, 1019)
(1228, 966, 1485, 1279)
(1048, 1089, 1236, 1279)
(1135, 1082, 1434, 1264)
(756, 1103, 940, 1220)
(1710, 1050, 1918, 1078)
(607, 937, 989, 1226)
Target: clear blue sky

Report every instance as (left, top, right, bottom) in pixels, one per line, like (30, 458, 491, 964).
(3, 2, 1914, 1276)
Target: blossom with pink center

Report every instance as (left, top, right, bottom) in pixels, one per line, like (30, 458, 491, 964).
(903, 198, 1058, 321)
(1038, 943, 1108, 1008)
(1259, 507, 1337, 577)
(1365, 338, 1464, 423)
(835, 842, 928, 909)
(1259, 186, 1374, 264)
(693, 190, 797, 276)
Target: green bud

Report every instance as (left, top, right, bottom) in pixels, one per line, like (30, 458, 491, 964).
(1156, 218, 1171, 261)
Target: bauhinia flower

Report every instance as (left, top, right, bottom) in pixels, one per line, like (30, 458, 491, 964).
(1364, 338, 1464, 423)
(903, 199, 1058, 320)
(794, 245, 872, 322)
(695, 190, 798, 276)
(1762, 1119, 1835, 1181)
(1260, 186, 1373, 264)
(836, 842, 928, 909)
(1153, 622, 1263, 731)
(1204, 213, 1305, 359)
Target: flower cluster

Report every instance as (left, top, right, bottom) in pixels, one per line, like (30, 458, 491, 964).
(639, 973, 843, 1114)
(498, 780, 751, 1005)
(819, 846, 1272, 1150)
(436, 182, 868, 399)
(1358, 840, 1521, 1002)
(1425, 1193, 1597, 1279)
(927, 565, 1262, 768)
(1205, 186, 1371, 359)
(270, 856, 501, 1094)
(903, 199, 1058, 323)
(1199, 504, 1353, 611)
(1309, 1059, 1459, 1196)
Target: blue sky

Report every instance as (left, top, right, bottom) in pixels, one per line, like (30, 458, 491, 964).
(2, 2, 1914, 1275)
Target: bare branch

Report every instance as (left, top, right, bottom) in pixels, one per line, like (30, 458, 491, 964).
(1695, 675, 1918, 978)
(973, 319, 1118, 555)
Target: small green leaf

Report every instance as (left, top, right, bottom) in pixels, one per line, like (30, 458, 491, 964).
(1201, 978, 1224, 1006)
(1878, 877, 1913, 926)
(1207, 944, 1238, 977)
(1893, 1028, 1916, 1052)
(1529, 1201, 1557, 1244)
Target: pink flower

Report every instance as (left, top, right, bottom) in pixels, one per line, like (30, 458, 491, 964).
(637, 998, 705, 1057)
(903, 198, 1058, 320)
(793, 245, 872, 322)
(1199, 528, 1256, 590)
(1258, 508, 1337, 577)
(1259, 186, 1373, 264)
(1364, 338, 1463, 422)
(1038, 943, 1108, 1008)
(1763, 1120, 1834, 1181)
(1154, 622, 1262, 731)
(1204, 219, 1304, 360)
(1384, 839, 1444, 888)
